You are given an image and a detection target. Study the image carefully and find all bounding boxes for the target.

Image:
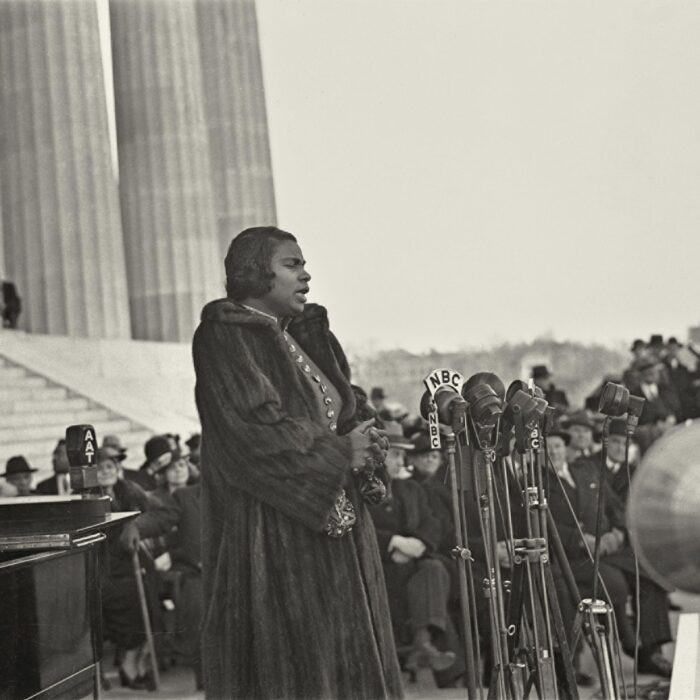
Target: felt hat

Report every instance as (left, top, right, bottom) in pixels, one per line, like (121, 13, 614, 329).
(144, 435, 174, 462)
(630, 339, 646, 352)
(151, 447, 190, 474)
(2, 455, 37, 477)
(531, 365, 551, 380)
(562, 410, 595, 432)
(102, 434, 127, 461)
(95, 445, 124, 466)
(384, 421, 414, 451)
(185, 434, 201, 450)
(410, 431, 437, 455)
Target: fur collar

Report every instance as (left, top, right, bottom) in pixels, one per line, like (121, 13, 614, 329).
(200, 298, 329, 330)
(199, 299, 356, 429)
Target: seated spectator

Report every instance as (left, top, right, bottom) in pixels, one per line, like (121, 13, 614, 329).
(623, 339, 649, 387)
(562, 410, 597, 462)
(368, 422, 456, 673)
(408, 432, 453, 555)
(121, 480, 203, 690)
(140, 446, 191, 559)
(158, 450, 190, 498)
(36, 439, 72, 495)
(102, 434, 128, 462)
(531, 365, 569, 411)
(184, 433, 201, 472)
(2, 456, 36, 496)
(379, 402, 410, 426)
(626, 358, 681, 426)
(648, 334, 667, 362)
(370, 386, 387, 413)
(1, 279, 21, 329)
(95, 446, 159, 690)
(595, 418, 637, 503)
(547, 431, 673, 678)
(634, 410, 677, 455)
(124, 435, 176, 492)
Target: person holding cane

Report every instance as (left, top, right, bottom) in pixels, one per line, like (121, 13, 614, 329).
(192, 227, 402, 699)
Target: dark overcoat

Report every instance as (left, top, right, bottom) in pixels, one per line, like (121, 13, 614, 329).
(548, 458, 656, 579)
(193, 300, 402, 700)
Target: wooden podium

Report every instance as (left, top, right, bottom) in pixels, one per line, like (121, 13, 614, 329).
(0, 496, 136, 700)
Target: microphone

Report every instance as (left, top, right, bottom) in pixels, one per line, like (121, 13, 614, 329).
(419, 386, 466, 425)
(66, 424, 100, 491)
(598, 381, 645, 435)
(464, 372, 506, 403)
(499, 390, 547, 455)
(420, 368, 468, 448)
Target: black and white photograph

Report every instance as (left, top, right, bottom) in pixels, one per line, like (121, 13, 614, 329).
(1, 1, 700, 699)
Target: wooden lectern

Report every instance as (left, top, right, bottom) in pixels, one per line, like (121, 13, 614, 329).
(0, 496, 136, 699)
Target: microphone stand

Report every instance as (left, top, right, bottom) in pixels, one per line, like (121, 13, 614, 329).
(506, 409, 560, 699)
(592, 417, 611, 601)
(470, 431, 511, 700)
(444, 401, 479, 700)
(565, 415, 625, 700)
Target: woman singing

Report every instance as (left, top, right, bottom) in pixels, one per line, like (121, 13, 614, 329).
(192, 227, 403, 698)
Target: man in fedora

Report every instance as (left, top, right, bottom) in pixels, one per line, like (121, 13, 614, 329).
(562, 409, 598, 463)
(626, 358, 681, 426)
(623, 339, 649, 387)
(531, 365, 569, 410)
(124, 435, 175, 492)
(367, 421, 457, 674)
(548, 428, 673, 678)
(37, 438, 73, 495)
(369, 386, 387, 414)
(2, 456, 37, 496)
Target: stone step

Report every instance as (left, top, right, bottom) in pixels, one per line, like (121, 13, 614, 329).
(0, 366, 27, 380)
(9, 397, 90, 413)
(0, 386, 67, 403)
(3, 409, 110, 429)
(0, 419, 133, 444)
(0, 375, 48, 388)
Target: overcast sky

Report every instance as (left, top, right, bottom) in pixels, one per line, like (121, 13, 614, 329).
(256, 1, 700, 353)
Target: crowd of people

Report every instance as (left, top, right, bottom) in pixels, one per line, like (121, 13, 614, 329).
(359, 332, 699, 687)
(2, 431, 204, 691)
(2, 331, 696, 693)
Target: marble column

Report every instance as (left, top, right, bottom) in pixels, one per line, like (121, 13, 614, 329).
(109, 0, 222, 342)
(196, 0, 277, 259)
(0, 0, 131, 338)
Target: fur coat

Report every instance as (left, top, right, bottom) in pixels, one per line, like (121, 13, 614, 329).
(193, 300, 403, 699)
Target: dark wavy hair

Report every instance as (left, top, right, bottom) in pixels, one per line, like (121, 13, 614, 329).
(224, 226, 297, 300)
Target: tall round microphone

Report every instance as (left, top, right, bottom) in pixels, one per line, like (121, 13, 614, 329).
(419, 386, 465, 425)
(464, 372, 506, 403)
